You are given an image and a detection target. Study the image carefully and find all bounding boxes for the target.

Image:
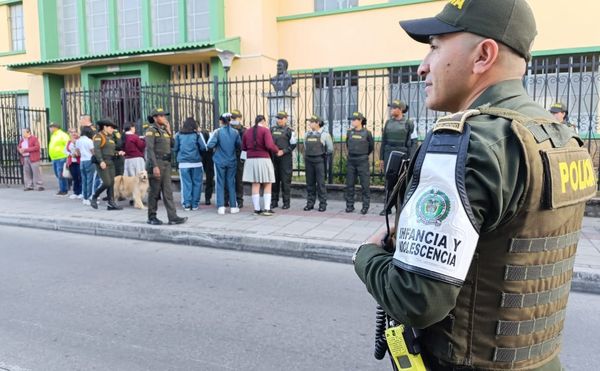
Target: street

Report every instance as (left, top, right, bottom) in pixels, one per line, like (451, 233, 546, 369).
(0, 226, 598, 371)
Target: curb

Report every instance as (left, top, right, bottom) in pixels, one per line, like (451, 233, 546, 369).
(0, 213, 598, 295)
(0, 213, 355, 265)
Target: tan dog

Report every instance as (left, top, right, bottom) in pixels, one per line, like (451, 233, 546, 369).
(114, 171, 149, 209)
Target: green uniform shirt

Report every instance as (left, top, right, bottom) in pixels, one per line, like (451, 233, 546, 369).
(354, 79, 562, 371)
(145, 123, 173, 168)
(93, 132, 117, 163)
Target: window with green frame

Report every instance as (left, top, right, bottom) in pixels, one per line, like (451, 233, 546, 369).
(9, 3, 25, 51)
(57, 0, 80, 57)
(118, 0, 143, 50)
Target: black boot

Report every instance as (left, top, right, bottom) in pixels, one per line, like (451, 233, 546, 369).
(147, 217, 163, 225)
(90, 197, 98, 209)
(168, 216, 188, 225)
(107, 200, 122, 210)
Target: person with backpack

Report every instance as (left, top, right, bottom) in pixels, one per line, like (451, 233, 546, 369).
(174, 117, 207, 211)
(207, 113, 241, 215)
(89, 119, 122, 210)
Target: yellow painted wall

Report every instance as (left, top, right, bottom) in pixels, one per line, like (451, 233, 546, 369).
(225, 0, 280, 77)
(273, 0, 600, 72)
(0, 0, 44, 107)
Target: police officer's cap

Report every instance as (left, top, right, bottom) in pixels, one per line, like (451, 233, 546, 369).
(348, 112, 365, 121)
(276, 111, 288, 119)
(97, 119, 117, 129)
(306, 115, 322, 123)
(399, 0, 537, 61)
(231, 109, 242, 119)
(550, 102, 567, 114)
(48, 122, 61, 129)
(150, 107, 170, 117)
(388, 99, 409, 113)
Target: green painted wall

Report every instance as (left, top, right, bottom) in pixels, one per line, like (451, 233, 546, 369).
(37, 0, 58, 59)
(80, 61, 170, 90)
(209, 0, 225, 41)
(43, 74, 64, 125)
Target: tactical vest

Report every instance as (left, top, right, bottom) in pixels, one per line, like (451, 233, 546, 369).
(384, 118, 409, 150)
(272, 126, 292, 150)
(93, 133, 116, 160)
(347, 129, 369, 156)
(394, 107, 594, 369)
(305, 131, 324, 157)
(146, 124, 172, 159)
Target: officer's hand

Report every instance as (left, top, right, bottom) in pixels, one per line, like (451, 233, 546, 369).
(277, 150, 284, 157)
(118, 151, 126, 156)
(153, 166, 161, 178)
(100, 161, 106, 170)
(379, 161, 384, 172)
(364, 225, 396, 252)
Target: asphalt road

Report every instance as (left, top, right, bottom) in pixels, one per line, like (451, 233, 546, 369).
(0, 226, 597, 371)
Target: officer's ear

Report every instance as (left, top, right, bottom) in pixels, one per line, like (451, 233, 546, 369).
(472, 38, 499, 76)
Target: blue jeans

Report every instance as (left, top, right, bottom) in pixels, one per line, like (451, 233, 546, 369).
(69, 162, 82, 196)
(81, 160, 95, 200)
(52, 158, 68, 193)
(215, 161, 237, 208)
(179, 166, 204, 208)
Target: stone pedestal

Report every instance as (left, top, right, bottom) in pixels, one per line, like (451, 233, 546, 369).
(263, 92, 298, 128)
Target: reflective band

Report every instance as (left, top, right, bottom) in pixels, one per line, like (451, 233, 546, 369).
(500, 283, 570, 308)
(496, 310, 566, 336)
(509, 231, 580, 253)
(493, 334, 562, 363)
(504, 256, 576, 281)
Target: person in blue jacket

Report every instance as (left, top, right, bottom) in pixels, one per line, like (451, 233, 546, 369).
(174, 117, 207, 211)
(207, 113, 241, 215)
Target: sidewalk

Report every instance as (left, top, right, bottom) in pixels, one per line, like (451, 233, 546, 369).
(0, 170, 598, 294)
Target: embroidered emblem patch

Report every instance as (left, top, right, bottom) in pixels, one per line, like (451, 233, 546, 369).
(416, 189, 451, 226)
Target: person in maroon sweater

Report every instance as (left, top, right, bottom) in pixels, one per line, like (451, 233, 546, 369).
(242, 115, 283, 216)
(123, 124, 146, 176)
(17, 128, 44, 191)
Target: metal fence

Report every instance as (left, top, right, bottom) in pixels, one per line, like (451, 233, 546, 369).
(59, 53, 600, 184)
(0, 103, 49, 184)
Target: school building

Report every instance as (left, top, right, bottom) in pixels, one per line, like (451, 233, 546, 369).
(0, 0, 598, 149)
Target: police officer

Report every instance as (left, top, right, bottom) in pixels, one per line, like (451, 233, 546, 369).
(112, 128, 125, 177)
(380, 99, 414, 168)
(303, 115, 333, 212)
(145, 108, 187, 225)
(271, 111, 297, 209)
(89, 119, 122, 211)
(353, 1, 594, 370)
(550, 102, 578, 133)
(345, 112, 374, 215)
(379, 100, 415, 215)
(225, 109, 246, 208)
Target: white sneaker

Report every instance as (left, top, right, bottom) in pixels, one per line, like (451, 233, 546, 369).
(230, 207, 240, 214)
(69, 194, 78, 200)
(217, 207, 226, 215)
(77, 194, 84, 199)
(82, 199, 90, 206)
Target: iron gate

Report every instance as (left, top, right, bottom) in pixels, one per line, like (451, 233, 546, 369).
(0, 104, 49, 184)
(61, 80, 215, 133)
